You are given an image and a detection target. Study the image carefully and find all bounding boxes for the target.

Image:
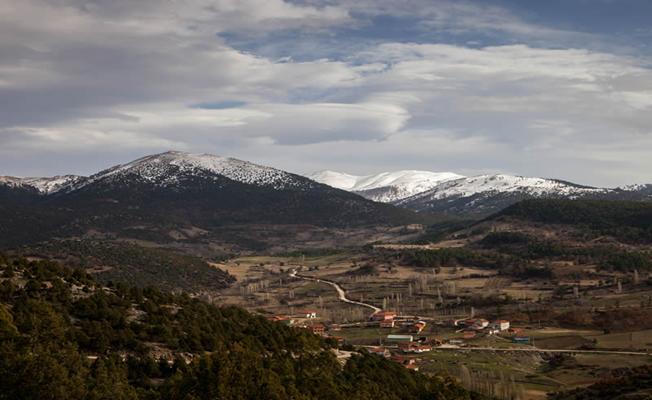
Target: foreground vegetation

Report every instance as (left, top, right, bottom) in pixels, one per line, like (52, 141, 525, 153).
(0, 254, 482, 400)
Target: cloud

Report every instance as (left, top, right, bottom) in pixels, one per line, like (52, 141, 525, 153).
(1, 0, 651, 187)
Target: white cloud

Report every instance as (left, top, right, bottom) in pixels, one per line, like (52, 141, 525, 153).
(1, 1, 652, 187)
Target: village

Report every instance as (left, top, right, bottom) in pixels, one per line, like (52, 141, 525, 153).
(214, 250, 652, 399)
(267, 308, 521, 371)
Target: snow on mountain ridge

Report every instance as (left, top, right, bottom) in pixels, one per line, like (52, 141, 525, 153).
(308, 170, 464, 202)
(79, 151, 307, 191)
(1, 151, 312, 195)
(397, 174, 611, 205)
(0, 175, 85, 194)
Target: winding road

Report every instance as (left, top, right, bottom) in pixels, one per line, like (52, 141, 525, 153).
(289, 269, 381, 313)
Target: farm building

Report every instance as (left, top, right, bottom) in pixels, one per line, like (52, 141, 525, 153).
(386, 334, 414, 342)
(463, 331, 476, 340)
(410, 321, 426, 333)
(399, 342, 432, 354)
(371, 311, 397, 321)
(297, 310, 318, 319)
(266, 315, 294, 326)
(379, 319, 395, 328)
(369, 347, 390, 358)
(309, 324, 325, 335)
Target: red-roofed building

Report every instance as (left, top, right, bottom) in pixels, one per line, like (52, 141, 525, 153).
(266, 315, 294, 326)
(310, 324, 325, 335)
(463, 331, 476, 340)
(399, 342, 432, 354)
(411, 321, 426, 333)
(379, 319, 395, 328)
(371, 311, 397, 321)
(370, 347, 390, 358)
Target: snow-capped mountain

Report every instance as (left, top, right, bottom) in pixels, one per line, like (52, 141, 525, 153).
(309, 169, 652, 216)
(396, 174, 615, 215)
(1, 151, 315, 195)
(0, 175, 85, 194)
(77, 151, 312, 192)
(308, 170, 463, 202)
(402, 174, 608, 202)
(0, 152, 418, 249)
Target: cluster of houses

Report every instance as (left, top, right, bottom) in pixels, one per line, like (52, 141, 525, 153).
(266, 310, 347, 343)
(454, 318, 511, 335)
(370, 311, 427, 334)
(369, 347, 421, 370)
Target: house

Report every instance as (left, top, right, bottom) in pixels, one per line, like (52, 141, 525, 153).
(405, 363, 419, 371)
(490, 320, 510, 331)
(399, 342, 432, 354)
(267, 315, 294, 326)
(298, 310, 318, 319)
(463, 331, 476, 340)
(371, 311, 397, 321)
(391, 355, 419, 370)
(369, 347, 390, 358)
(386, 334, 414, 342)
(472, 319, 489, 330)
(411, 321, 426, 333)
(310, 324, 326, 335)
(507, 327, 523, 336)
(379, 319, 395, 328)
(326, 335, 345, 345)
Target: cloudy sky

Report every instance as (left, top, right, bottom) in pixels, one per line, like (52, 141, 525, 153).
(2, 0, 652, 187)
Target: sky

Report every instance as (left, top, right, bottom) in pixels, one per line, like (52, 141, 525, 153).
(1, 0, 652, 187)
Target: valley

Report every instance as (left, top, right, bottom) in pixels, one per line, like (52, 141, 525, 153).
(2, 152, 652, 400)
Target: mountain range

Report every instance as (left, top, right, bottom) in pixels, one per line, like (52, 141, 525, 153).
(0, 151, 418, 249)
(309, 170, 652, 217)
(2, 151, 651, 250)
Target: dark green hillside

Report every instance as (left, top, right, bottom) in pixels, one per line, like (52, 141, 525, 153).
(549, 365, 652, 400)
(499, 199, 652, 243)
(20, 240, 234, 292)
(0, 255, 478, 400)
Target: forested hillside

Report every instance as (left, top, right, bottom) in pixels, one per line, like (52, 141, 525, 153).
(549, 365, 652, 400)
(0, 255, 480, 400)
(499, 199, 652, 243)
(19, 240, 234, 292)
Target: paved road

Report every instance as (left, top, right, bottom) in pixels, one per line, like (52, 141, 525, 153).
(435, 346, 652, 356)
(289, 269, 381, 313)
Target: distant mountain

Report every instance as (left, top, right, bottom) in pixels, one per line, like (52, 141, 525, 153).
(0, 151, 420, 248)
(397, 174, 610, 216)
(309, 169, 652, 217)
(308, 170, 463, 203)
(0, 175, 84, 194)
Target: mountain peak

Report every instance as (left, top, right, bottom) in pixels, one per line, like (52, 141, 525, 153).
(0, 175, 85, 194)
(84, 151, 304, 191)
(308, 169, 464, 202)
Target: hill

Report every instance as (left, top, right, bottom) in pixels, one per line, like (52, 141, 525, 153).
(549, 365, 652, 400)
(0, 151, 422, 249)
(17, 239, 234, 292)
(391, 199, 652, 282)
(0, 254, 480, 400)
(308, 170, 463, 203)
(309, 169, 652, 217)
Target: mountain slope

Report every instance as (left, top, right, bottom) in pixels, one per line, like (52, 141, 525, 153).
(310, 169, 652, 217)
(0, 151, 421, 248)
(308, 170, 463, 202)
(0, 175, 84, 194)
(397, 174, 614, 216)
